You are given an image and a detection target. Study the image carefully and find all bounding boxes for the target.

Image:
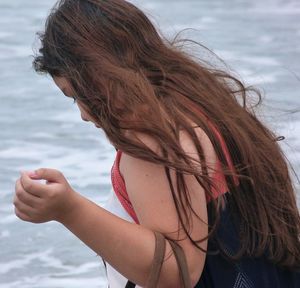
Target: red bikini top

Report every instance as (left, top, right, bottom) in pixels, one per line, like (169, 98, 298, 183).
(111, 123, 237, 224)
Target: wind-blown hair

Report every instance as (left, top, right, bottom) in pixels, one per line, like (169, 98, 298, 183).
(33, 0, 300, 269)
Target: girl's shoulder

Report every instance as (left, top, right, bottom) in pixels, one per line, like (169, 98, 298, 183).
(120, 126, 219, 178)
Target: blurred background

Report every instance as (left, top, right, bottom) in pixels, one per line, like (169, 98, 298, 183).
(0, 0, 299, 287)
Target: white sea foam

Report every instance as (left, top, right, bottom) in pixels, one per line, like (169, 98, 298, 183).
(0, 230, 10, 238)
(0, 45, 32, 59)
(0, 204, 13, 214)
(240, 56, 280, 67)
(273, 119, 300, 178)
(0, 214, 17, 225)
(0, 277, 106, 288)
(0, 139, 114, 204)
(50, 110, 83, 123)
(250, 1, 300, 15)
(0, 32, 13, 39)
(214, 50, 240, 62)
(0, 251, 50, 274)
(258, 35, 274, 44)
(0, 248, 102, 274)
(0, 248, 106, 288)
(200, 16, 217, 24)
(243, 73, 278, 85)
(214, 50, 280, 68)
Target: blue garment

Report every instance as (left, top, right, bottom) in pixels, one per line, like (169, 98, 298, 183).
(196, 193, 300, 288)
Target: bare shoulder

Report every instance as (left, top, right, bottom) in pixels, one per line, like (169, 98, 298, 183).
(120, 127, 218, 177)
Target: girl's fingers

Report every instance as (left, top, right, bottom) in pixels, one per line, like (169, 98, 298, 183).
(13, 194, 36, 220)
(34, 168, 65, 183)
(14, 207, 31, 222)
(15, 179, 42, 208)
(19, 172, 49, 197)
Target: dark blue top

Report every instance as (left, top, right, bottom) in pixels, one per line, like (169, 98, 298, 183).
(196, 193, 300, 288)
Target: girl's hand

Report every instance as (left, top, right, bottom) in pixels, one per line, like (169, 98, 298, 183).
(14, 169, 78, 223)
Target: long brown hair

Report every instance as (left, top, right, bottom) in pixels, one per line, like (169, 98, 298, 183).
(33, 0, 300, 269)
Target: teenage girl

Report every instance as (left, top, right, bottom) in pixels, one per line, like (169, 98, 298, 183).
(13, 0, 300, 287)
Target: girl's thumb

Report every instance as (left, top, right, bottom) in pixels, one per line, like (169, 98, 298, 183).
(31, 168, 65, 183)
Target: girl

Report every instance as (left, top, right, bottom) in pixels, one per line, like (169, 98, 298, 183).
(14, 0, 300, 287)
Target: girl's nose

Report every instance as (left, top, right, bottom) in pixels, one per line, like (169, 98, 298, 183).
(81, 114, 89, 122)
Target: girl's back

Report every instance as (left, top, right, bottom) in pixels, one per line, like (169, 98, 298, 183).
(110, 127, 300, 287)
(198, 192, 300, 288)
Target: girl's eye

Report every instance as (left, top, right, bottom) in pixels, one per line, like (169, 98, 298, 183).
(72, 97, 77, 104)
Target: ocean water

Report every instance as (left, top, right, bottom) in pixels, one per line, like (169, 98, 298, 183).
(0, 0, 299, 287)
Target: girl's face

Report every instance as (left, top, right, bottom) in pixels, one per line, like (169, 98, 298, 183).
(53, 77, 101, 128)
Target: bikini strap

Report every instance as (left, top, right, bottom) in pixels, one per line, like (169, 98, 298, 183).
(125, 231, 192, 288)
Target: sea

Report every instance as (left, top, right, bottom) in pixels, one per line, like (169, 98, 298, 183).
(0, 0, 299, 287)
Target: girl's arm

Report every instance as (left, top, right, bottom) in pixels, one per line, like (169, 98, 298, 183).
(14, 130, 212, 287)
